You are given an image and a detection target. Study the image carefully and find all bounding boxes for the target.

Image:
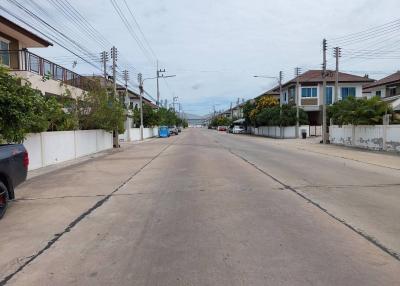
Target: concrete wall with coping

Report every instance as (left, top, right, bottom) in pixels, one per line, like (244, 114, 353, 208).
(119, 127, 159, 142)
(23, 130, 113, 171)
(251, 125, 313, 138)
(329, 125, 400, 152)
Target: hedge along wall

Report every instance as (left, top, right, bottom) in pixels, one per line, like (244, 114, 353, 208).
(23, 130, 113, 170)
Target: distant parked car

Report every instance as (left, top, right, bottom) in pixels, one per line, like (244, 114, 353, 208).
(0, 144, 29, 219)
(232, 126, 245, 134)
(217, 126, 227, 131)
(169, 126, 179, 135)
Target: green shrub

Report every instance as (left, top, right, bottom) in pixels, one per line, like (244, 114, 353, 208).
(328, 96, 392, 125)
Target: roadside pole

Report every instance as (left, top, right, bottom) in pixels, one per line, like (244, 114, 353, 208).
(138, 73, 144, 141)
(334, 47, 341, 103)
(295, 67, 301, 138)
(322, 39, 328, 144)
(111, 46, 119, 147)
(100, 51, 108, 79)
(279, 71, 283, 139)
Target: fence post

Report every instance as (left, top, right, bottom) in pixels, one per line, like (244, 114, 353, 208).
(351, 125, 356, 147)
(383, 114, 390, 151)
(40, 132, 45, 168)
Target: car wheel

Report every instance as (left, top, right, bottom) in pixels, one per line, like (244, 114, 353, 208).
(0, 181, 9, 219)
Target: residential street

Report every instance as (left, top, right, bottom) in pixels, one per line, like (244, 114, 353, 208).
(1, 128, 400, 285)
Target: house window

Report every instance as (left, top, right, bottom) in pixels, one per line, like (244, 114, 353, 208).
(325, 87, 333, 104)
(388, 87, 397, 97)
(375, 90, 381, 98)
(0, 39, 10, 66)
(341, 87, 356, 100)
(284, 91, 287, 102)
(301, 87, 317, 98)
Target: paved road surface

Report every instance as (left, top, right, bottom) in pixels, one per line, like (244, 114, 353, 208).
(0, 128, 399, 285)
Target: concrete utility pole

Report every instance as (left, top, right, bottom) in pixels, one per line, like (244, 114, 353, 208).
(100, 51, 108, 79)
(279, 71, 283, 106)
(279, 71, 283, 139)
(137, 73, 144, 141)
(111, 46, 119, 147)
(123, 69, 129, 105)
(155, 62, 175, 108)
(334, 47, 342, 103)
(295, 67, 302, 138)
(322, 39, 328, 144)
(173, 96, 179, 112)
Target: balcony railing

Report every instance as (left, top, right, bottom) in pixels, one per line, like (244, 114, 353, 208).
(0, 49, 87, 90)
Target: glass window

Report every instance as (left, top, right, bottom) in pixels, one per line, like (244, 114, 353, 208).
(325, 87, 333, 104)
(29, 54, 40, 74)
(341, 87, 356, 100)
(0, 40, 10, 66)
(301, 87, 317, 98)
(375, 90, 381, 98)
(388, 87, 396, 97)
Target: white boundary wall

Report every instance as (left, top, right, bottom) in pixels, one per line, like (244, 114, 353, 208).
(250, 125, 313, 138)
(23, 130, 113, 171)
(329, 125, 400, 152)
(119, 127, 159, 142)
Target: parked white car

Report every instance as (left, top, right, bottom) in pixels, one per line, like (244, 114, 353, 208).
(232, 126, 245, 134)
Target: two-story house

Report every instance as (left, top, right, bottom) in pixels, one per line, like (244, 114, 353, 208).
(280, 70, 374, 124)
(363, 71, 400, 111)
(0, 15, 87, 98)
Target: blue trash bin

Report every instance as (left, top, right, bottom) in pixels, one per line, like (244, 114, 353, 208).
(159, 126, 170, 138)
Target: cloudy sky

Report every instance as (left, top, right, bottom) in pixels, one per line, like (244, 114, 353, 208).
(2, 0, 400, 115)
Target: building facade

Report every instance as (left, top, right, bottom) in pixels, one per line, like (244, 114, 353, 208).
(0, 15, 86, 99)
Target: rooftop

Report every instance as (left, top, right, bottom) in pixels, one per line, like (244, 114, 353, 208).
(0, 15, 52, 48)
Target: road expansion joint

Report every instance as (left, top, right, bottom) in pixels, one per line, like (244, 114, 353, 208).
(0, 136, 182, 286)
(225, 147, 400, 262)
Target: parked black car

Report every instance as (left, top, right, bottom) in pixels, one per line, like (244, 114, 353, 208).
(0, 144, 29, 219)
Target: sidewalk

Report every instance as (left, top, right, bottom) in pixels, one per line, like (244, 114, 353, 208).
(27, 137, 159, 180)
(249, 135, 400, 170)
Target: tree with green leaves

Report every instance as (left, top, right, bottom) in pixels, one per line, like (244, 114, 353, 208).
(0, 67, 59, 142)
(328, 96, 394, 125)
(78, 81, 125, 133)
(256, 104, 308, 127)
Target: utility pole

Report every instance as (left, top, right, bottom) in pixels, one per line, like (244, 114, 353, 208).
(279, 71, 283, 138)
(122, 69, 129, 105)
(137, 73, 144, 141)
(172, 96, 179, 112)
(111, 46, 119, 147)
(295, 67, 302, 138)
(322, 39, 328, 144)
(333, 47, 342, 103)
(230, 102, 233, 119)
(100, 51, 108, 79)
